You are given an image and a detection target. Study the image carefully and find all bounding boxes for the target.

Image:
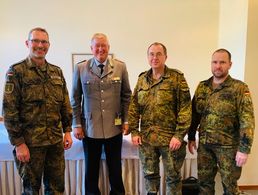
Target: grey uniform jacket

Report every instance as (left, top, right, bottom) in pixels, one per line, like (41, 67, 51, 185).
(71, 58, 131, 139)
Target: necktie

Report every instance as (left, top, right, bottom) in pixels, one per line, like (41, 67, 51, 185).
(98, 64, 104, 74)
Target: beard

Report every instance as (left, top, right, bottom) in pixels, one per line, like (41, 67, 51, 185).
(212, 70, 228, 79)
(32, 48, 47, 59)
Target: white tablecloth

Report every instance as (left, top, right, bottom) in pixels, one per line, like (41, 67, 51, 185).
(0, 123, 197, 195)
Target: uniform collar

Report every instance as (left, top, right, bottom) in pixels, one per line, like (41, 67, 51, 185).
(145, 65, 169, 79)
(205, 75, 233, 88)
(94, 58, 108, 66)
(26, 57, 48, 69)
(89, 58, 114, 77)
(89, 57, 114, 68)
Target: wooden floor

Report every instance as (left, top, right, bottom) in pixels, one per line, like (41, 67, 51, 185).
(215, 174, 258, 195)
(240, 190, 258, 195)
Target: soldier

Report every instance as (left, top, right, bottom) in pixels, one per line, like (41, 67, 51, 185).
(2, 27, 73, 195)
(71, 33, 131, 195)
(188, 48, 255, 194)
(128, 42, 191, 195)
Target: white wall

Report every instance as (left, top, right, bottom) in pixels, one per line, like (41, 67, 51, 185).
(0, 0, 219, 109)
(0, 0, 256, 185)
(218, 0, 248, 80)
(239, 0, 258, 185)
(217, 0, 258, 185)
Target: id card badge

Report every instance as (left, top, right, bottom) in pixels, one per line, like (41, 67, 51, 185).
(115, 113, 122, 126)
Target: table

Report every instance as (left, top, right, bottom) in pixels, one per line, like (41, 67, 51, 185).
(0, 123, 197, 195)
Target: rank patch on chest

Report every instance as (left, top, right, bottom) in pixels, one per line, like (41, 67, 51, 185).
(112, 77, 121, 81)
(50, 76, 61, 80)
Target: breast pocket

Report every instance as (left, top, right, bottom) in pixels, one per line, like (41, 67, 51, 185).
(111, 79, 121, 94)
(83, 80, 100, 98)
(195, 95, 207, 113)
(157, 84, 173, 105)
(137, 86, 149, 106)
(50, 79, 64, 102)
(215, 93, 236, 116)
(22, 80, 44, 103)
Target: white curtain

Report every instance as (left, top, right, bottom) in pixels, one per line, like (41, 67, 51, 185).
(0, 158, 197, 195)
(0, 127, 198, 195)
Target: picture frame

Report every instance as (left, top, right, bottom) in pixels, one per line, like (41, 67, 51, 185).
(71, 53, 113, 71)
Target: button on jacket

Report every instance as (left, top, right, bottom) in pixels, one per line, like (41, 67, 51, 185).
(71, 58, 131, 138)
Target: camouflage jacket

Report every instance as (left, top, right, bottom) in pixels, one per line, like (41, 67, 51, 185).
(128, 66, 191, 146)
(188, 75, 255, 153)
(3, 57, 72, 147)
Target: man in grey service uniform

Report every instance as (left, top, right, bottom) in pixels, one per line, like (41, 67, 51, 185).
(71, 33, 132, 195)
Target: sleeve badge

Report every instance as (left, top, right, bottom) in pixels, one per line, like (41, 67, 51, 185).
(4, 83, 14, 94)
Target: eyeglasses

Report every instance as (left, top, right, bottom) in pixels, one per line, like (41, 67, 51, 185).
(148, 52, 164, 58)
(29, 39, 49, 45)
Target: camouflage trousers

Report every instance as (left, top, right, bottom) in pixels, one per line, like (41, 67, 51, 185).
(139, 142, 186, 195)
(13, 141, 65, 195)
(197, 144, 242, 195)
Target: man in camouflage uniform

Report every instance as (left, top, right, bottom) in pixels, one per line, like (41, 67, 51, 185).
(188, 48, 255, 195)
(128, 42, 191, 195)
(2, 27, 73, 195)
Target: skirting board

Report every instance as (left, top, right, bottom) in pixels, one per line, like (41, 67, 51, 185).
(239, 185, 258, 190)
